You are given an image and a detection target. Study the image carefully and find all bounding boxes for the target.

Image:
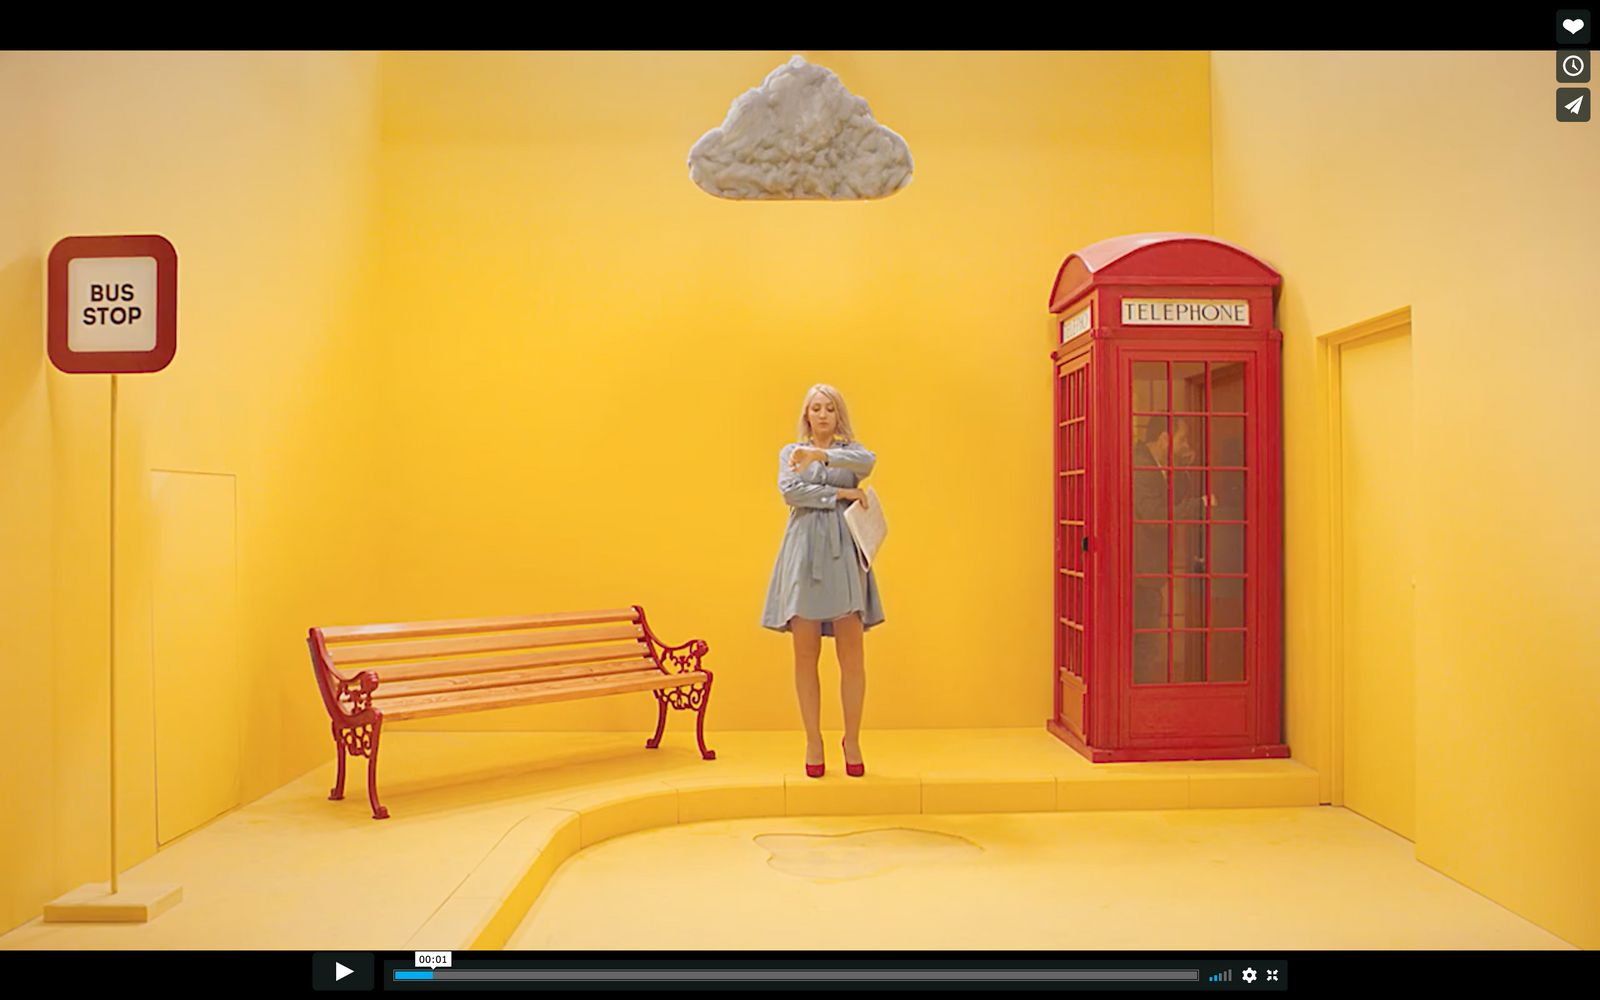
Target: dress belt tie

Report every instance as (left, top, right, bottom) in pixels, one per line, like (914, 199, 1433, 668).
(807, 509, 847, 583)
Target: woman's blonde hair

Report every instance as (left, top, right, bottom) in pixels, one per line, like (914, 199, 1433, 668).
(796, 383, 855, 444)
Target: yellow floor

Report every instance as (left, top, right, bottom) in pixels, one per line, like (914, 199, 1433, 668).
(0, 727, 1559, 951)
(512, 810, 1574, 950)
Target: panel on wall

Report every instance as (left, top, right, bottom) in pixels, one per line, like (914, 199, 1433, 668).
(1339, 329, 1416, 841)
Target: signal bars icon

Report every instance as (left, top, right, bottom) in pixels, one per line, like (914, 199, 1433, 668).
(1208, 969, 1234, 982)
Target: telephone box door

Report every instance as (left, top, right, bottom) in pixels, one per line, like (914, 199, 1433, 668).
(1055, 350, 1093, 743)
(1122, 350, 1259, 745)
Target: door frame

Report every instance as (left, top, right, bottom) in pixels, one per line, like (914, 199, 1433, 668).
(1315, 305, 1411, 807)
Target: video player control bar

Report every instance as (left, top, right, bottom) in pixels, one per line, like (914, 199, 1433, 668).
(397, 969, 1199, 982)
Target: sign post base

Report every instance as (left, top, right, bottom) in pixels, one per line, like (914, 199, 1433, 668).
(43, 882, 182, 924)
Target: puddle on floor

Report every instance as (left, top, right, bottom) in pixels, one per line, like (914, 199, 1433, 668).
(753, 827, 984, 881)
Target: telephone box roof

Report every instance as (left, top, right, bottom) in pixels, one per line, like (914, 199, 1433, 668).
(1049, 232, 1281, 314)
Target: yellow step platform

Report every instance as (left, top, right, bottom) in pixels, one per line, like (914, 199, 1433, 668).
(9, 728, 1534, 952)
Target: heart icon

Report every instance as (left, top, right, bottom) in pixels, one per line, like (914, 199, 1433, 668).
(1565, 18, 1585, 33)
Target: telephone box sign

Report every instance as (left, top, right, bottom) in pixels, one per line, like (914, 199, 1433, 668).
(1060, 304, 1093, 342)
(1121, 298, 1250, 326)
(48, 235, 177, 374)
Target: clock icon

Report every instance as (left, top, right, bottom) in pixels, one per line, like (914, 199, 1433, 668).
(1560, 51, 1591, 83)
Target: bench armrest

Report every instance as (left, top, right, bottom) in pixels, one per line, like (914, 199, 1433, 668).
(633, 605, 710, 675)
(308, 628, 382, 721)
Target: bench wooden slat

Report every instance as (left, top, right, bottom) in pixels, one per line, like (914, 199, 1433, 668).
(379, 669, 709, 722)
(319, 607, 640, 643)
(358, 642, 649, 685)
(374, 657, 660, 700)
(329, 622, 645, 666)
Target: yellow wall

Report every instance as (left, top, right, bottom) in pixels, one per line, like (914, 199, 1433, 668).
(1212, 52, 1599, 948)
(369, 50, 1214, 733)
(0, 54, 57, 938)
(0, 52, 385, 932)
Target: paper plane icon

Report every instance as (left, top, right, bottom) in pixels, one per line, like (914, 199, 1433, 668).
(1566, 94, 1586, 114)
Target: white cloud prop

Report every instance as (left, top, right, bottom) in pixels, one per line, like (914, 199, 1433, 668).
(688, 55, 914, 201)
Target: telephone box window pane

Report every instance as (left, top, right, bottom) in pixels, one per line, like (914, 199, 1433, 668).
(1134, 524, 1170, 574)
(1212, 470, 1246, 521)
(1174, 362, 1206, 411)
(1134, 415, 1168, 467)
(1213, 524, 1246, 574)
(1214, 416, 1246, 467)
(1133, 632, 1168, 685)
(1212, 361, 1246, 412)
(1173, 415, 1205, 466)
(1174, 470, 1207, 521)
(1134, 362, 1168, 411)
(1210, 631, 1246, 682)
(1134, 577, 1167, 629)
(1134, 471, 1168, 521)
(1173, 577, 1207, 630)
(1174, 523, 1207, 574)
(1173, 630, 1207, 683)
(1213, 577, 1245, 629)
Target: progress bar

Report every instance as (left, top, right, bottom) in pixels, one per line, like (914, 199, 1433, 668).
(396, 969, 1201, 982)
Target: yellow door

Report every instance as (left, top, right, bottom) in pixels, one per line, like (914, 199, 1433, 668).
(1338, 327, 1416, 840)
(150, 471, 240, 844)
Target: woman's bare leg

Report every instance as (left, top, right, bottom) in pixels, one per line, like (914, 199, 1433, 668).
(833, 612, 866, 764)
(791, 617, 825, 765)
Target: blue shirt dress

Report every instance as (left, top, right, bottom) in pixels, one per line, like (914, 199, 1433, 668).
(761, 441, 886, 637)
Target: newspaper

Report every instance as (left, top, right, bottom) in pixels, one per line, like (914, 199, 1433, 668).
(842, 486, 887, 573)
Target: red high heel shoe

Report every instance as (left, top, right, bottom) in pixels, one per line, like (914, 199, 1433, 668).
(805, 743, 825, 778)
(842, 738, 865, 778)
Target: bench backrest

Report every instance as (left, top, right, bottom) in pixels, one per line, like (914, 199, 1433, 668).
(308, 606, 660, 717)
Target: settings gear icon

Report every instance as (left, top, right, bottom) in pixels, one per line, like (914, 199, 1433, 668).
(1243, 968, 1258, 984)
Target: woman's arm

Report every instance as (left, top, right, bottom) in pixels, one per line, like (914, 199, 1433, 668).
(778, 445, 840, 509)
(824, 443, 876, 476)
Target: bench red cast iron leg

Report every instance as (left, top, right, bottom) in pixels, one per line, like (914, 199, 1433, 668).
(695, 670, 716, 761)
(329, 716, 390, 820)
(365, 715, 389, 820)
(635, 606, 716, 761)
(329, 722, 347, 801)
(646, 695, 669, 750)
(310, 630, 391, 819)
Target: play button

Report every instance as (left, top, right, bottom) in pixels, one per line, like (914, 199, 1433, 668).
(313, 953, 373, 990)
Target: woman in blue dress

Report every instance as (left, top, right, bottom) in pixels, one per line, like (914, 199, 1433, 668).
(761, 383, 885, 778)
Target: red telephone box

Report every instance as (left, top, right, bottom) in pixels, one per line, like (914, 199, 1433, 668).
(1046, 233, 1288, 761)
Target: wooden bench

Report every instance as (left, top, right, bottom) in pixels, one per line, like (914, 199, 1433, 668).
(307, 605, 715, 819)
